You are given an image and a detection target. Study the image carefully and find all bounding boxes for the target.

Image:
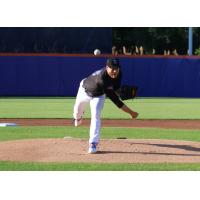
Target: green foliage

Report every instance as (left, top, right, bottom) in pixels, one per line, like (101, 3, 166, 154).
(194, 47, 200, 55)
(113, 27, 200, 55)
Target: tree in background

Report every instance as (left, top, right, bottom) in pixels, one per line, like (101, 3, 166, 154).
(113, 27, 200, 55)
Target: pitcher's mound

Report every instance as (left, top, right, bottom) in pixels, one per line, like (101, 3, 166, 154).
(0, 138, 200, 163)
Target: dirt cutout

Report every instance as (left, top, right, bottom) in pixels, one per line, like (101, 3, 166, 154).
(1, 119, 200, 129)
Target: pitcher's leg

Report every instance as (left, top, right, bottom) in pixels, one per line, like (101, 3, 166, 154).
(89, 95, 105, 145)
(73, 99, 88, 120)
(73, 80, 91, 125)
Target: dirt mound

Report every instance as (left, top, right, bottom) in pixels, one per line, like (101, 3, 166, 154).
(0, 138, 200, 163)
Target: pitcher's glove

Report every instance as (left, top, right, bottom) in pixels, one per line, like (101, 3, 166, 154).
(120, 85, 138, 100)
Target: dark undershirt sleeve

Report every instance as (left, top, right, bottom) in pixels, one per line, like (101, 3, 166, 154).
(105, 89, 124, 108)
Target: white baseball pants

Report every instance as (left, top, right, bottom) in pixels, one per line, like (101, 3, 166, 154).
(73, 79, 105, 144)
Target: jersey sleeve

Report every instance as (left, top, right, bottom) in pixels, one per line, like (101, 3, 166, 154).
(105, 89, 124, 108)
(113, 71, 122, 91)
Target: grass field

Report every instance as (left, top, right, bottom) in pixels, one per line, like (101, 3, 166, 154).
(1, 161, 200, 171)
(1, 97, 200, 119)
(1, 97, 200, 170)
(1, 126, 200, 142)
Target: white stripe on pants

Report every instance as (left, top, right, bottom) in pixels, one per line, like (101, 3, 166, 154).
(73, 79, 105, 144)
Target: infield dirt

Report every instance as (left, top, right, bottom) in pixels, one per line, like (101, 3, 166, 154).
(0, 138, 200, 163)
(1, 119, 200, 129)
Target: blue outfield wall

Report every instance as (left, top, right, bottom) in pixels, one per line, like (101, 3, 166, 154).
(0, 55, 200, 97)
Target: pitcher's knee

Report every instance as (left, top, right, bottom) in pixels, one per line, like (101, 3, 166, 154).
(91, 111, 101, 118)
(91, 115, 101, 122)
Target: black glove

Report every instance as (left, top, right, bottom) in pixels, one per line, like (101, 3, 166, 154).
(120, 85, 138, 100)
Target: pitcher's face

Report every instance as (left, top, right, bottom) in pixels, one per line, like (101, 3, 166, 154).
(106, 66, 120, 79)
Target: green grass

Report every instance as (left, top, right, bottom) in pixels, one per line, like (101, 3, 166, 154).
(1, 97, 200, 119)
(1, 161, 200, 171)
(0, 97, 69, 118)
(0, 126, 200, 142)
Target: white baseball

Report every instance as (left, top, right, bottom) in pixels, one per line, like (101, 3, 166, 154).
(94, 49, 101, 55)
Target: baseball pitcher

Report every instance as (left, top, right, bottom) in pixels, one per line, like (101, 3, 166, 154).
(73, 58, 138, 154)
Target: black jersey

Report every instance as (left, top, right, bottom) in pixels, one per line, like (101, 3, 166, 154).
(83, 67, 124, 108)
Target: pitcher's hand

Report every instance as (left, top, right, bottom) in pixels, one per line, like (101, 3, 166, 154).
(130, 111, 138, 119)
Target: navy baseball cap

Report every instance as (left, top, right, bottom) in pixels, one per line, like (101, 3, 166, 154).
(106, 58, 120, 69)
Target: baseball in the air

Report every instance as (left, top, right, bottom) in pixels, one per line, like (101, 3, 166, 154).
(94, 49, 101, 56)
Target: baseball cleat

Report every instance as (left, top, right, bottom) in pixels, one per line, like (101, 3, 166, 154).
(88, 142, 97, 154)
(73, 118, 82, 127)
